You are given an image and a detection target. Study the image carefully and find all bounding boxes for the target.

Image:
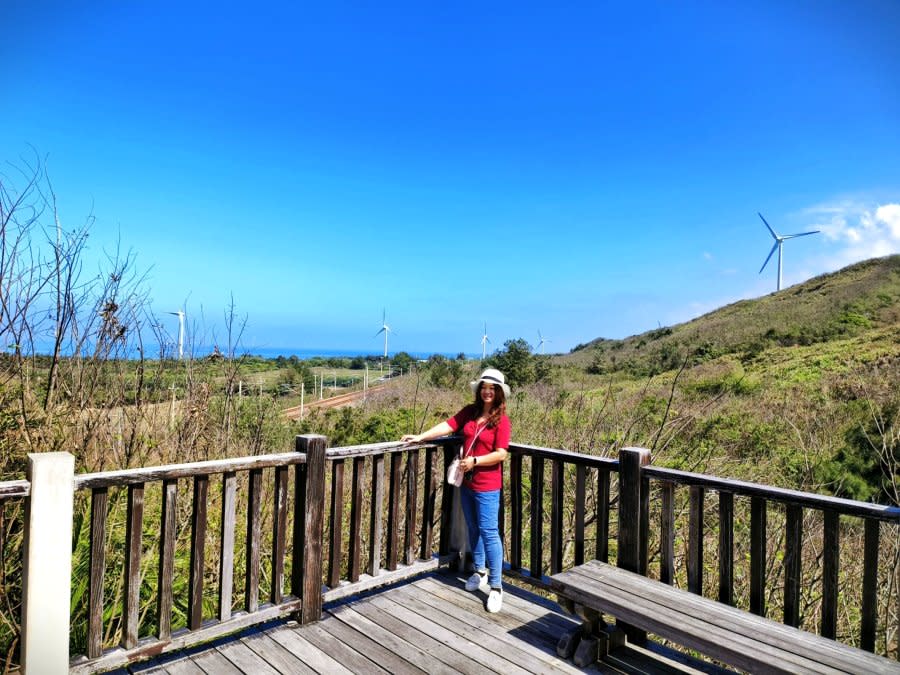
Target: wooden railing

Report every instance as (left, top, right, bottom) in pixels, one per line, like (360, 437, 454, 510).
(503, 443, 900, 657)
(4, 436, 899, 673)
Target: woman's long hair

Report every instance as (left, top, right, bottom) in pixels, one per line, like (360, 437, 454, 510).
(474, 383, 506, 428)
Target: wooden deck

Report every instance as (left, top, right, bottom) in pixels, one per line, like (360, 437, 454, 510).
(119, 572, 730, 675)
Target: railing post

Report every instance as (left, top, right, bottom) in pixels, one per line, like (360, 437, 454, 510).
(617, 447, 651, 574)
(297, 434, 327, 624)
(617, 447, 651, 646)
(21, 452, 75, 675)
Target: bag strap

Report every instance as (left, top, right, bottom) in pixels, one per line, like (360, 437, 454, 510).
(461, 423, 486, 458)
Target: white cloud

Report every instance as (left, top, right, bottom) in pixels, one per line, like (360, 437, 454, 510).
(802, 199, 900, 270)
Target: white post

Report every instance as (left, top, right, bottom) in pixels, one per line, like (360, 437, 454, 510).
(300, 381, 305, 419)
(21, 452, 75, 675)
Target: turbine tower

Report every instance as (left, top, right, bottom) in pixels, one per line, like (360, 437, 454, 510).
(374, 309, 392, 358)
(168, 310, 185, 360)
(480, 322, 491, 360)
(758, 213, 820, 292)
(537, 330, 550, 355)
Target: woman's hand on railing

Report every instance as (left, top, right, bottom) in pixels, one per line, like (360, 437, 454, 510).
(401, 433, 421, 444)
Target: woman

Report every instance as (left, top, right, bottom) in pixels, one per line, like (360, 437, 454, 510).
(401, 368, 511, 613)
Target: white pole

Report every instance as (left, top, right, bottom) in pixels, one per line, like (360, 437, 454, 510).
(300, 381, 304, 419)
(21, 452, 75, 675)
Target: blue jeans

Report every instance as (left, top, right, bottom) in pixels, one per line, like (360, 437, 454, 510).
(459, 486, 503, 589)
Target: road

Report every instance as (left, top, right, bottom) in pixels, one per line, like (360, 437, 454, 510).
(282, 383, 389, 419)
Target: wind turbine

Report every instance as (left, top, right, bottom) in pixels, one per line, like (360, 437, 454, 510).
(374, 309, 392, 358)
(537, 330, 550, 355)
(168, 310, 185, 360)
(758, 213, 820, 292)
(480, 322, 491, 360)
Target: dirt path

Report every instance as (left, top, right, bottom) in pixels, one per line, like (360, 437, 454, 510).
(283, 383, 389, 419)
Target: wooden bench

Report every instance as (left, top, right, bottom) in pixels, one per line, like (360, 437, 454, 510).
(550, 560, 900, 674)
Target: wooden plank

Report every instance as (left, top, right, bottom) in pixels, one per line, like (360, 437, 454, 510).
(299, 435, 327, 624)
(215, 640, 281, 674)
(821, 509, 838, 639)
(419, 449, 436, 561)
(750, 496, 767, 616)
(509, 451, 523, 570)
(617, 448, 650, 575)
(265, 625, 353, 674)
(245, 468, 262, 613)
(123, 483, 144, 649)
(596, 468, 610, 562)
(368, 593, 526, 675)
(354, 597, 492, 674)
(75, 452, 307, 490)
(88, 486, 109, 659)
(555, 561, 898, 674)
(687, 485, 704, 595)
(218, 472, 236, 622)
(509, 443, 620, 470)
(189, 648, 244, 674)
(329, 603, 456, 675)
(292, 621, 392, 674)
(529, 455, 544, 579)
(861, 518, 880, 652)
(271, 465, 288, 604)
(784, 503, 802, 627)
(322, 558, 441, 604)
(404, 449, 418, 565)
(328, 459, 346, 587)
(0, 480, 29, 499)
(660, 481, 675, 585)
(573, 464, 585, 566)
(438, 446, 457, 557)
(388, 585, 555, 675)
(644, 465, 900, 523)
(553, 564, 844, 675)
(369, 452, 385, 576)
(318, 606, 427, 675)
(348, 456, 364, 581)
(292, 460, 307, 597)
(157, 479, 177, 639)
(640, 474, 650, 576)
(158, 656, 207, 674)
(413, 577, 586, 674)
(386, 450, 402, 571)
(550, 458, 563, 574)
(239, 632, 317, 675)
(718, 491, 734, 606)
(189, 475, 208, 631)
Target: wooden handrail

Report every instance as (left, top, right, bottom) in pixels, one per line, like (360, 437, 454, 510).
(645, 465, 900, 522)
(7, 436, 897, 671)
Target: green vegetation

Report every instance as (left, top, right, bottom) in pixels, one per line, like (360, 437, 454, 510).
(1, 157, 898, 665)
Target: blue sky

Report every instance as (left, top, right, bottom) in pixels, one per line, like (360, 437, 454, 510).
(3, 1, 899, 356)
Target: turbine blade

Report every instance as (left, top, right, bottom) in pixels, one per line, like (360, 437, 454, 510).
(758, 212, 778, 240)
(759, 241, 778, 273)
(783, 230, 821, 239)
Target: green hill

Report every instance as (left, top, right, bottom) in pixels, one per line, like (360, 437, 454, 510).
(565, 254, 900, 376)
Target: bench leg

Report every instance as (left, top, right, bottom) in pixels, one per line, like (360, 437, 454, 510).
(557, 604, 608, 665)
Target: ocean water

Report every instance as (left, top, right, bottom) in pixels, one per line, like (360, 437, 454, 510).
(229, 346, 472, 361)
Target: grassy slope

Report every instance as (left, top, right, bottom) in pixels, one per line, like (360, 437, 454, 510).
(563, 254, 900, 373)
(544, 255, 900, 502)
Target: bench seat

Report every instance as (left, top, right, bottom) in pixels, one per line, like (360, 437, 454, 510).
(549, 560, 899, 675)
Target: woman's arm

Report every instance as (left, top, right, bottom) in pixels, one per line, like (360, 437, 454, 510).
(460, 447, 507, 472)
(401, 421, 454, 444)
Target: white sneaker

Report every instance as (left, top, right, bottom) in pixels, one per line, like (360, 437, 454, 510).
(486, 588, 503, 613)
(465, 572, 489, 592)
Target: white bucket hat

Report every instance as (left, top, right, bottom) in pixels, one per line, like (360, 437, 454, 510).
(470, 368, 511, 399)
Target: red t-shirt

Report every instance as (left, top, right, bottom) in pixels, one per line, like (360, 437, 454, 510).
(447, 404, 511, 492)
